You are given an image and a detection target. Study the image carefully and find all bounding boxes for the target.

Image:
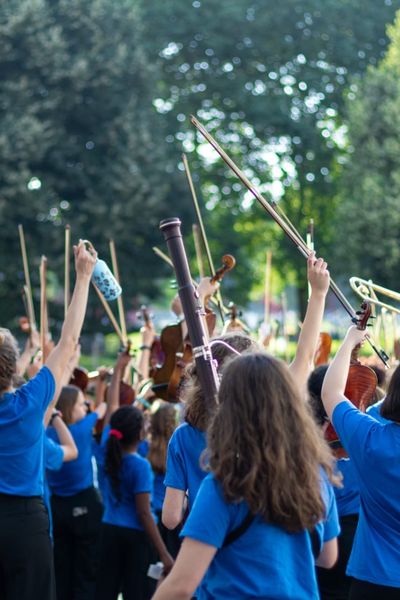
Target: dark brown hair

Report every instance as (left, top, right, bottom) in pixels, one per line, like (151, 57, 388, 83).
(56, 385, 81, 425)
(183, 332, 259, 431)
(380, 363, 400, 423)
(105, 406, 144, 499)
(148, 401, 177, 474)
(208, 352, 340, 533)
(0, 329, 19, 395)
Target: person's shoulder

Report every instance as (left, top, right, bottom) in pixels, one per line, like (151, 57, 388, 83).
(129, 452, 152, 471)
(73, 411, 98, 431)
(15, 367, 55, 401)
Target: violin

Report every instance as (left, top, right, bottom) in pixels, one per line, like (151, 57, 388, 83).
(325, 302, 378, 458)
(152, 255, 236, 402)
(314, 332, 332, 367)
(70, 366, 90, 392)
(138, 306, 165, 378)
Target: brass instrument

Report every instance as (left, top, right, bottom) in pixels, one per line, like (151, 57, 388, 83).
(349, 277, 400, 315)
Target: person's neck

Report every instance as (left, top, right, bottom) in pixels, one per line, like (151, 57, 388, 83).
(123, 441, 139, 455)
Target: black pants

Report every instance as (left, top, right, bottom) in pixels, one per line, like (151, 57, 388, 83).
(317, 513, 358, 600)
(155, 509, 182, 559)
(349, 579, 400, 599)
(0, 494, 55, 600)
(51, 486, 103, 600)
(95, 523, 155, 600)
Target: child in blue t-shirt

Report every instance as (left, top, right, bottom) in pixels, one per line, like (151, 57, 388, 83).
(322, 327, 400, 599)
(147, 401, 180, 557)
(153, 352, 340, 600)
(95, 405, 173, 600)
(44, 411, 78, 539)
(162, 332, 258, 531)
(47, 384, 106, 600)
(308, 364, 360, 600)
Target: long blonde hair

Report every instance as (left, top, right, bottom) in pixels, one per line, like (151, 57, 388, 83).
(208, 352, 340, 533)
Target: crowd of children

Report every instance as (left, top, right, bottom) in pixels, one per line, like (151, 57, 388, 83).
(0, 242, 399, 600)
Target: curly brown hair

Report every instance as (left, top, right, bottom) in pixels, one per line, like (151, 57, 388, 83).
(208, 352, 340, 533)
(148, 401, 178, 474)
(0, 329, 19, 394)
(182, 332, 259, 431)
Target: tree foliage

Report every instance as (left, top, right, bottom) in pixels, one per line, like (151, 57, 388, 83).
(0, 0, 189, 330)
(1, 0, 400, 332)
(140, 0, 400, 304)
(334, 15, 400, 291)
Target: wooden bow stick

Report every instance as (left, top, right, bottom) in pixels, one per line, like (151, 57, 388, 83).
(40, 255, 49, 363)
(109, 239, 128, 346)
(93, 283, 125, 345)
(18, 224, 36, 330)
(191, 116, 389, 368)
(182, 153, 226, 325)
(192, 224, 205, 279)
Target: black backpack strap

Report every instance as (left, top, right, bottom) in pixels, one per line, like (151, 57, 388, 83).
(223, 510, 254, 547)
(309, 527, 322, 559)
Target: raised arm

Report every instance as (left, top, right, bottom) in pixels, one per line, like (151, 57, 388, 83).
(137, 324, 155, 382)
(17, 329, 40, 377)
(289, 252, 329, 390)
(46, 241, 96, 396)
(321, 326, 367, 420)
(103, 350, 132, 427)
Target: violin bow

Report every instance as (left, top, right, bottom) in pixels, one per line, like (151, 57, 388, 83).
(182, 153, 225, 325)
(18, 224, 37, 330)
(191, 116, 389, 368)
(93, 283, 125, 345)
(192, 224, 205, 279)
(109, 239, 128, 346)
(40, 255, 49, 363)
(264, 250, 272, 329)
(64, 224, 71, 319)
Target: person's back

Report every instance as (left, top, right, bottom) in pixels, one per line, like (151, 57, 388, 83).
(334, 409, 400, 587)
(165, 422, 206, 509)
(0, 240, 98, 600)
(322, 326, 400, 598)
(182, 472, 338, 600)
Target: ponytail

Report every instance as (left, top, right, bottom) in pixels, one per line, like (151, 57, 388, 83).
(104, 406, 144, 500)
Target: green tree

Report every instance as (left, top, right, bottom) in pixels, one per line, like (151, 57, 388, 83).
(0, 0, 190, 331)
(334, 20, 400, 292)
(140, 0, 400, 307)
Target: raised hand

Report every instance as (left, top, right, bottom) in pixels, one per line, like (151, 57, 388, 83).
(73, 240, 97, 278)
(307, 251, 330, 296)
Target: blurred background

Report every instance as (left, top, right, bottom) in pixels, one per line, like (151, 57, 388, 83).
(2, 0, 400, 362)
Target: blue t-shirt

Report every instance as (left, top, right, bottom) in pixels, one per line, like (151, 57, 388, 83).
(367, 398, 390, 424)
(164, 423, 207, 509)
(333, 400, 400, 587)
(98, 431, 155, 530)
(138, 439, 149, 457)
(334, 457, 360, 517)
(182, 473, 339, 600)
(47, 411, 98, 496)
(153, 472, 166, 513)
(44, 435, 64, 537)
(0, 367, 55, 496)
